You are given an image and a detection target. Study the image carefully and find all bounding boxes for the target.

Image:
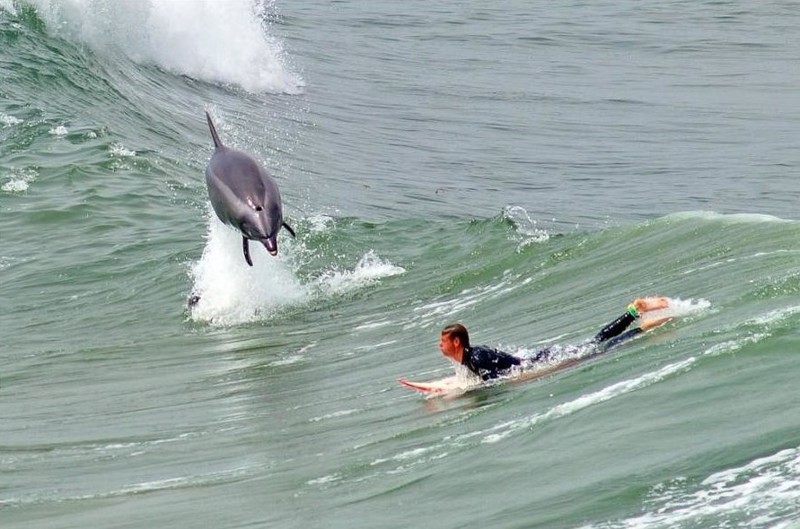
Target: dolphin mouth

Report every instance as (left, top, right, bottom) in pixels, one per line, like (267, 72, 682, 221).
(263, 238, 278, 256)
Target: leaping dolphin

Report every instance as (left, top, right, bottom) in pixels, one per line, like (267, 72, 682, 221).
(204, 112, 295, 266)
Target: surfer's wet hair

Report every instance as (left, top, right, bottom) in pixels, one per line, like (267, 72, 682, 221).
(441, 323, 470, 348)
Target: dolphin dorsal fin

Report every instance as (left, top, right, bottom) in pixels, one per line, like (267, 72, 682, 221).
(206, 111, 224, 149)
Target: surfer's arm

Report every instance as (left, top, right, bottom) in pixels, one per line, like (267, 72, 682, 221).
(640, 316, 672, 332)
(598, 314, 672, 350)
(592, 297, 671, 346)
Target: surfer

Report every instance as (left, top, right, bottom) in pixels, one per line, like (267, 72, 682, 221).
(439, 297, 671, 381)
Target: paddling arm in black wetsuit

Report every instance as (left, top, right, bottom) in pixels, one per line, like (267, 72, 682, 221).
(592, 308, 643, 349)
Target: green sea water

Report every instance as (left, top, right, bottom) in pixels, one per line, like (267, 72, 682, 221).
(2, 1, 800, 528)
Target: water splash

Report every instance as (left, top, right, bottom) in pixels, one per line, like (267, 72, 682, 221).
(23, 0, 303, 93)
(189, 214, 406, 326)
(316, 250, 405, 296)
(188, 215, 308, 326)
(0, 112, 23, 126)
(504, 205, 550, 249)
(1, 167, 38, 193)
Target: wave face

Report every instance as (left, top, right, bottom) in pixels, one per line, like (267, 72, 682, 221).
(2, 2, 800, 529)
(18, 0, 303, 93)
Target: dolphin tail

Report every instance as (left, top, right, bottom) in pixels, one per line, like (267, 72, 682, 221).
(206, 112, 224, 149)
(242, 237, 254, 266)
(282, 221, 296, 238)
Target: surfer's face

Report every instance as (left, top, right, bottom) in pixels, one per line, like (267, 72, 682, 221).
(439, 333, 461, 360)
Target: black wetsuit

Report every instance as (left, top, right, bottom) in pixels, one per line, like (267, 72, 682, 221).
(462, 311, 641, 380)
(462, 346, 522, 381)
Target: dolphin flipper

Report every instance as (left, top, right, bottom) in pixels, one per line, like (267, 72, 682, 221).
(283, 221, 296, 238)
(242, 237, 254, 266)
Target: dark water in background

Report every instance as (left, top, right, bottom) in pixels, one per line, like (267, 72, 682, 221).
(1, 1, 799, 528)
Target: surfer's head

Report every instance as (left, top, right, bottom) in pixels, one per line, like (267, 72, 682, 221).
(440, 323, 470, 361)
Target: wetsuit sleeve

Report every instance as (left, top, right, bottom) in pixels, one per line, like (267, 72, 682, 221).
(602, 327, 643, 350)
(592, 312, 637, 344)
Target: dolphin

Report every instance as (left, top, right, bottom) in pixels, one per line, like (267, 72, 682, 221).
(204, 112, 295, 266)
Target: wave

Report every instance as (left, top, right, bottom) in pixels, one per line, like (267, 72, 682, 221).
(185, 207, 800, 328)
(7, 0, 303, 93)
(580, 446, 800, 528)
(185, 207, 555, 327)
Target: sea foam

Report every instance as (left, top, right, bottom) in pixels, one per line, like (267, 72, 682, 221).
(189, 213, 406, 326)
(189, 214, 308, 326)
(24, 0, 303, 93)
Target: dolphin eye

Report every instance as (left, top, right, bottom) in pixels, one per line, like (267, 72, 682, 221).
(255, 206, 263, 212)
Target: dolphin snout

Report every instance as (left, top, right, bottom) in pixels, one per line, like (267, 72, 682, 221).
(263, 238, 278, 256)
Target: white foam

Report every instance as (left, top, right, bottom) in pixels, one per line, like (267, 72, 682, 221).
(353, 340, 398, 352)
(109, 142, 136, 157)
(1, 179, 30, 193)
(307, 474, 340, 486)
(2, 167, 38, 193)
(371, 447, 436, 466)
(189, 214, 308, 326)
(581, 447, 800, 528)
(696, 304, 800, 359)
(0, 0, 15, 15)
(665, 210, 793, 224)
(316, 250, 405, 295)
(26, 0, 303, 94)
(305, 214, 335, 234)
(410, 275, 521, 326)
(48, 125, 68, 136)
(504, 205, 550, 248)
(354, 320, 394, 331)
(189, 213, 408, 325)
(747, 305, 800, 327)
(0, 112, 22, 126)
(309, 409, 361, 423)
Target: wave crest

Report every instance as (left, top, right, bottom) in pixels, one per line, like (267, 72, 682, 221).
(22, 0, 303, 93)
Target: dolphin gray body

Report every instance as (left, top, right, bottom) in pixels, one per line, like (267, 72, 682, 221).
(204, 112, 295, 266)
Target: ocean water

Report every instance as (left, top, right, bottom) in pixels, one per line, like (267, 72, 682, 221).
(1, 1, 799, 528)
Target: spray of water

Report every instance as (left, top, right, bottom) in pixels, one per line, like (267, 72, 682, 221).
(21, 0, 303, 93)
(189, 214, 406, 326)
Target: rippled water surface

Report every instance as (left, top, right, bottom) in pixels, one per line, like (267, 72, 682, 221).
(2, 1, 799, 528)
